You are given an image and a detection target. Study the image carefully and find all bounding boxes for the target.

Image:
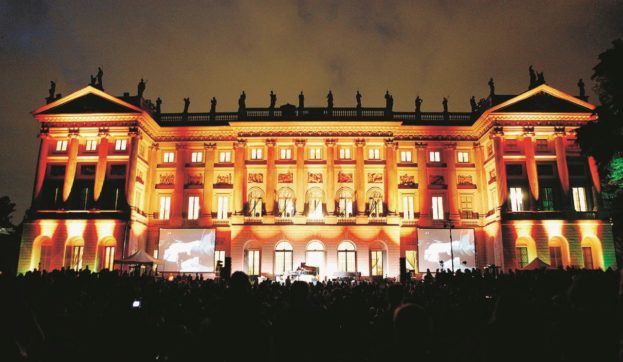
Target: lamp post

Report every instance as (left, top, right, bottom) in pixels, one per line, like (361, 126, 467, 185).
(443, 219, 455, 272)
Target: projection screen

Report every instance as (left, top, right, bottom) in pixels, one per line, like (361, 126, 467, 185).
(158, 229, 216, 272)
(417, 228, 476, 272)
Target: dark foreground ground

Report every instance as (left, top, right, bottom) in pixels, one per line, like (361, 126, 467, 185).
(1, 268, 622, 362)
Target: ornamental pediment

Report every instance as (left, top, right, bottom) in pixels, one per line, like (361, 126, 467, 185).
(34, 86, 142, 115)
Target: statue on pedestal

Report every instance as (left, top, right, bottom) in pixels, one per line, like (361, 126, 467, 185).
(298, 91, 304, 110)
(183, 97, 190, 114)
(269, 90, 276, 109)
(578, 78, 586, 98)
(356, 90, 362, 108)
(137, 78, 146, 98)
(327, 90, 333, 110)
(442, 97, 448, 113)
(488, 78, 495, 96)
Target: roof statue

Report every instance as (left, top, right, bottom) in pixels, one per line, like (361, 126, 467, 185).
(537, 71, 546, 85)
(578, 78, 586, 99)
(356, 90, 362, 108)
(298, 91, 304, 110)
(269, 90, 277, 109)
(470, 96, 477, 113)
(96, 66, 104, 90)
(415, 96, 423, 113)
(89, 75, 97, 87)
(210, 97, 217, 114)
(488, 78, 495, 96)
(46, 81, 56, 104)
(238, 91, 246, 115)
(327, 90, 333, 110)
(155, 97, 162, 115)
(442, 97, 449, 113)
(385, 90, 394, 112)
(183, 97, 190, 114)
(137, 78, 146, 98)
(529, 65, 537, 89)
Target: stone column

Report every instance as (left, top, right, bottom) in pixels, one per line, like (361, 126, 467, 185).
(522, 128, 539, 203)
(385, 138, 398, 215)
(171, 143, 186, 225)
(147, 143, 159, 217)
(553, 127, 570, 197)
(233, 139, 247, 215)
(325, 139, 337, 215)
(491, 128, 507, 208)
(295, 139, 306, 215)
(265, 139, 277, 215)
(125, 128, 141, 208)
(444, 143, 459, 221)
(416, 142, 430, 224)
(201, 143, 216, 223)
(355, 139, 366, 215)
(473, 142, 489, 216)
(93, 128, 109, 202)
(33, 129, 50, 200)
(62, 129, 80, 202)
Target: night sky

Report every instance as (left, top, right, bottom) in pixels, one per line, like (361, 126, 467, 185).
(1, 0, 622, 219)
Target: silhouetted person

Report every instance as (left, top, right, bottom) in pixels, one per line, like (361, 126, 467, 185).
(470, 96, 477, 113)
(96, 66, 104, 90)
(137, 78, 146, 98)
(442, 97, 449, 113)
(529, 65, 537, 88)
(298, 91, 304, 110)
(356, 90, 362, 108)
(327, 90, 333, 110)
(155, 97, 162, 114)
(183, 97, 190, 114)
(488, 77, 495, 95)
(578, 78, 586, 98)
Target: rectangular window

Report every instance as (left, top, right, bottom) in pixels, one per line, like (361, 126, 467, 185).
(103, 246, 115, 270)
(159, 196, 171, 220)
(457, 151, 469, 163)
(405, 250, 417, 272)
(246, 250, 260, 276)
(188, 196, 200, 220)
(280, 148, 292, 160)
(339, 148, 351, 160)
(429, 151, 441, 162)
(85, 139, 98, 151)
(517, 247, 529, 268)
(219, 151, 231, 163)
(370, 250, 384, 276)
(214, 250, 225, 270)
(163, 152, 175, 163)
(56, 140, 68, 151)
(582, 247, 594, 269)
(251, 148, 263, 160)
(509, 187, 524, 212)
(309, 148, 321, 160)
(217, 195, 229, 220)
(460, 194, 473, 211)
(572, 187, 588, 212)
(400, 151, 412, 162)
(541, 187, 555, 211)
(549, 246, 563, 268)
(402, 195, 415, 220)
(432, 196, 444, 220)
(368, 148, 380, 160)
(191, 151, 203, 163)
(70, 245, 84, 270)
(338, 250, 356, 273)
(115, 139, 127, 151)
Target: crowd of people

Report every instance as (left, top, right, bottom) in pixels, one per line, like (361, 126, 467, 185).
(1, 267, 621, 362)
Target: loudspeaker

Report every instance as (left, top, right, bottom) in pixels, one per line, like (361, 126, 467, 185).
(223, 256, 232, 280)
(399, 257, 407, 283)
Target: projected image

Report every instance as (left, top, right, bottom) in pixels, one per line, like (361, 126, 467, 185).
(159, 229, 216, 272)
(417, 228, 476, 272)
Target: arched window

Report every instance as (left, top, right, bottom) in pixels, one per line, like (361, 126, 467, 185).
(277, 187, 295, 217)
(306, 187, 324, 219)
(65, 237, 85, 270)
(245, 249, 261, 276)
(367, 188, 384, 218)
(274, 241, 293, 275)
(98, 237, 117, 271)
(31, 236, 53, 271)
(581, 236, 604, 269)
(248, 187, 264, 217)
(515, 236, 537, 268)
(337, 188, 354, 217)
(337, 241, 356, 273)
(548, 236, 570, 268)
(306, 241, 325, 273)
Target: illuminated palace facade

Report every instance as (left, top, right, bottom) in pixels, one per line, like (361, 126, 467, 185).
(17, 83, 616, 277)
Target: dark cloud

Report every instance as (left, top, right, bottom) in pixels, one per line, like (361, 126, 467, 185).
(0, 0, 622, 218)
